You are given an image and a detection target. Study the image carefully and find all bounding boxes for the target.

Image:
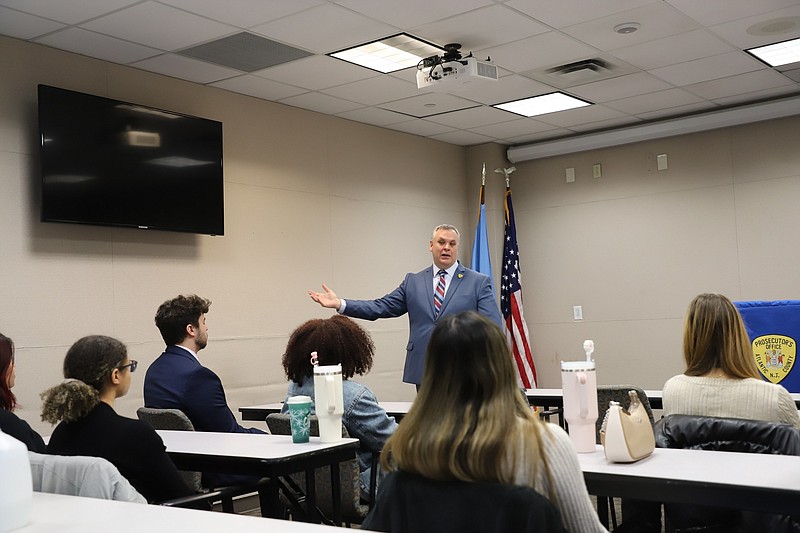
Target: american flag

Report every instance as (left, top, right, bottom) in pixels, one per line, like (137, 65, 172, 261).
(500, 186, 537, 388)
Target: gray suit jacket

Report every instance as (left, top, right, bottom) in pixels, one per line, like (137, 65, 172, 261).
(343, 262, 502, 384)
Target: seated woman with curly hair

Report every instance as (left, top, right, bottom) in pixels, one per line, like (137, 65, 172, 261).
(281, 315, 397, 498)
(41, 335, 196, 504)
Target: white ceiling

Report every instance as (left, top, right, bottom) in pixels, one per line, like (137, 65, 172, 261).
(2, 0, 800, 147)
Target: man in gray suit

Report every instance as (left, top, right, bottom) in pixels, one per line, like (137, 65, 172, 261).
(309, 224, 502, 387)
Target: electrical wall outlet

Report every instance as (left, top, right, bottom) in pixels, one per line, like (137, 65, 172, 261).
(592, 164, 602, 178)
(566, 167, 575, 183)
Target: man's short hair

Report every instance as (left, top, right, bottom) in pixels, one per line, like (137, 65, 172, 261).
(155, 294, 211, 346)
(432, 224, 460, 240)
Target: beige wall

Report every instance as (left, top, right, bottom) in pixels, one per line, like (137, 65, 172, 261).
(1, 36, 468, 436)
(3, 36, 799, 438)
(506, 117, 800, 390)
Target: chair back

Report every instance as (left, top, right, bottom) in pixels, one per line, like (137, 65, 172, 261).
(595, 385, 655, 444)
(28, 451, 147, 503)
(265, 412, 367, 523)
(136, 407, 202, 492)
(655, 415, 800, 533)
(361, 470, 566, 533)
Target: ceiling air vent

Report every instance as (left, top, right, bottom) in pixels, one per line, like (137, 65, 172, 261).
(548, 59, 610, 83)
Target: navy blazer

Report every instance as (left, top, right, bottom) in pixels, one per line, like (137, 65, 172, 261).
(343, 263, 502, 385)
(143, 345, 263, 435)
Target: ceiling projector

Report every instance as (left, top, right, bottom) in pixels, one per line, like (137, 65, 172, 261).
(416, 43, 498, 91)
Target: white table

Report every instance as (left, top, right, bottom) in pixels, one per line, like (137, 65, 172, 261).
(578, 446, 800, 515)
(17, 491, 334, 532)
(158, 430, 359, 524)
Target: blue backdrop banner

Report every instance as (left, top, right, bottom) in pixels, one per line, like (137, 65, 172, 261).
(735, 300, 800, 393)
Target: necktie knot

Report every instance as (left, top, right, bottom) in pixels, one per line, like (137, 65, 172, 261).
(437, 269, 447, 278)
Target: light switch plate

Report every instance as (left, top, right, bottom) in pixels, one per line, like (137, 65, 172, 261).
(566, 167, 575, 183)
(573, 305, 583, 321)
(657, 154, 668, 171)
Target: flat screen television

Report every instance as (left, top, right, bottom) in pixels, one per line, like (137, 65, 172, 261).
(38, 84, 224, 235)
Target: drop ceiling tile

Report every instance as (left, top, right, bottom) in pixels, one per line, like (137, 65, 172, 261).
(685, 69, 795, 100)
(386, 119, 456, 137)
(0, 7, 64, 39)
(636, 101, 717, 121)
(569, 115, 642, 132)
(610, 29, 735, 70)
(336, 106, 411, 127)
(481, 32, 598, 73)
(506, 0, 658, 29)
(469, 118, 559, 139)
(448, 74, 555, 105)
(712, 85, 800, 107)
(505, 127, 575, 145)
(707, 5, 800, 49)
(334, 0, 492, 30)
(131, 53, 243, 84)
(254, 55, 378, 91)
(605, 88, 704, 115)
(36, 28, 162, 64)
(430, 129, 494, 146)
(569, 72, 673, 103)
(649, 51, 767, 86)
(665, 0, 799, 26)
(410, 4, 550, 51)
(157, 0, 325, 28)
(424, 105, 517, 128)
(279, 91, 364, 114)
(379, 92, 479, 117)
(211, 74, 308, 101)
(0, 0, 140, 25)
(534, 104, 628, 128)
(81, 2, 238, 51)
(561, 3, 700, 50)
(250, 4, 397, 54)
(321, 75, 419, 105)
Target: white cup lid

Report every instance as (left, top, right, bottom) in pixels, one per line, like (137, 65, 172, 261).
(287, 395, 312, 404)
(560, 360, 596, 371)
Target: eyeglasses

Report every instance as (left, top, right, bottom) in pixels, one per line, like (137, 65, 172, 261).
(118, 360, 138, 373)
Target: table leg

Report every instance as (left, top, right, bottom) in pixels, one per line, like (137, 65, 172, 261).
(330, 461, 342, 526)
(305, 468, 318, 523)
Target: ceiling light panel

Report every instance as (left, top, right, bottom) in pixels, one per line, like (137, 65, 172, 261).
(494, 92, 591, 117)
(329, 33, 442, 73)
(747, 37, 800, 67)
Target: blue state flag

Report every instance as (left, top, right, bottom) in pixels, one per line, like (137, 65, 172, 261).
(471, 183, 492, 279)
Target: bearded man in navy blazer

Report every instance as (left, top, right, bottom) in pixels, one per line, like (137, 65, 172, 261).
(144, 294, 264, 485)
(309, 224, 502, 387)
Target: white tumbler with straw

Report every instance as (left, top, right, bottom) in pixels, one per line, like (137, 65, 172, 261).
(560, 340, 598, 453)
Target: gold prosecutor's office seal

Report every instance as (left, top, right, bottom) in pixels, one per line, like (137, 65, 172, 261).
(752, 335, 796, 384)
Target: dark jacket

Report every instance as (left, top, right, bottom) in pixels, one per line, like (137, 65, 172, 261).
(47, 402, 194, 503)
(0, 408, 46, 453)
(361, 470, 566, 533)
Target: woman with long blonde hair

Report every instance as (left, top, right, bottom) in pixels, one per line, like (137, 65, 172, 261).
(663, 293, 800, 427)
(365, 311, 605, 532)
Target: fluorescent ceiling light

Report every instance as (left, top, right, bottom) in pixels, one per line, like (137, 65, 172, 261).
(329, 33, 442, 73)
(493, 92, 591, 117)
(746, 37, 800, 67)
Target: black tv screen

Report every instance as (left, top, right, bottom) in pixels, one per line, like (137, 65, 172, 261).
(38, 84, 224, 235)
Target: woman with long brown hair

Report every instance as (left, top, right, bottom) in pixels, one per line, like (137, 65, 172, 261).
(663, 293, 800, 427)
(0, 333, 46, 452)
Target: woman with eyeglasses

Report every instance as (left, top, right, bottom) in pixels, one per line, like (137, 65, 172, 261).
(0, 332, 46, 452)
(41, 335, 196, 504)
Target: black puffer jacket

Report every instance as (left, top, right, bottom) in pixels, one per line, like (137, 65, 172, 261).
(656, 415, 800, 533)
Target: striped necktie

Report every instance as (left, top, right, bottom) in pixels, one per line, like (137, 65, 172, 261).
(434, 269, 447, 317)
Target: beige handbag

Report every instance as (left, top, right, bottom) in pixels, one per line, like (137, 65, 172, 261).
(599, 390, 655, 462)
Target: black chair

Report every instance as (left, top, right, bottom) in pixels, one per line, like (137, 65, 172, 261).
(361, 469, 566, 533)
(265, 412, 375, 526)
(136, 407, 271, 514)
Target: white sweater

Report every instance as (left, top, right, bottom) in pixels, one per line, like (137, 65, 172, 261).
(662, 374, 800, 428)
(510, 422, 607, 532)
